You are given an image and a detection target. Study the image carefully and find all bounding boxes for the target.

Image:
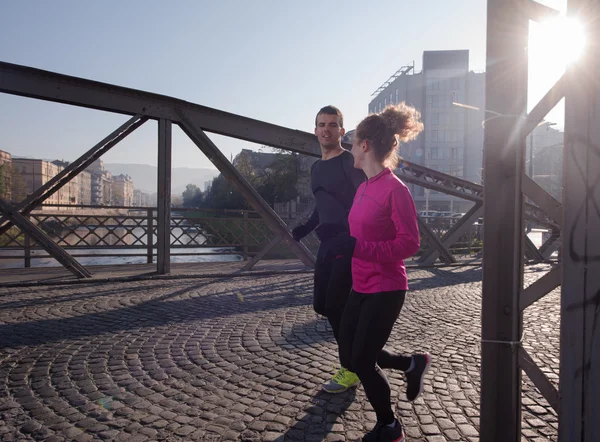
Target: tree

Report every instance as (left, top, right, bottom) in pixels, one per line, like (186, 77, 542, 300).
(196, 150, 301, 210)
(181, 184, 201, 207)
(267, 153, 299, 203)
(207, 174, 248, 210)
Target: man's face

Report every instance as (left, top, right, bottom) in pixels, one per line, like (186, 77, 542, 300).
(314, 113, 345, 150)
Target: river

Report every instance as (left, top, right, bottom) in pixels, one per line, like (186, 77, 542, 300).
(0, 226, 243, 269)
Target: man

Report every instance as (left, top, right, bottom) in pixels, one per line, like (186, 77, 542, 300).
(292, 106, 366, 393)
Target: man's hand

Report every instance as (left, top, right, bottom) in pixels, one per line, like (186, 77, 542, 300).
(292, 224, 311, 242)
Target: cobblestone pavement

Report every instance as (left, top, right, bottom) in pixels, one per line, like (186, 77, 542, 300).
(0, 265, 559, 441)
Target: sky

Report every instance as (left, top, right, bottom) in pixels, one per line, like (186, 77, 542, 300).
(0, 0, 569, 170)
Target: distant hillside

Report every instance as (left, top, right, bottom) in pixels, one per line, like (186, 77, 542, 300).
(104, 163, 219, 195)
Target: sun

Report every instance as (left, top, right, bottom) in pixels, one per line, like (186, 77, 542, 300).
(529, 16, 586, 68)
(527, 16, 586, 117)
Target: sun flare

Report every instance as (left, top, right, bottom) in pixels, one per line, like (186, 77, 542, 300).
(529, 16, 586, 68)
(527, 16, 586, 120)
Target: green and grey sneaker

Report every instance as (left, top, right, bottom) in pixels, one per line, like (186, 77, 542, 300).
(322, 367, 360, 393)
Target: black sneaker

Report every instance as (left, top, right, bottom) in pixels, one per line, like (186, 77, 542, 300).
(362, 419, 405, 442)
(405, 353, 431, 401)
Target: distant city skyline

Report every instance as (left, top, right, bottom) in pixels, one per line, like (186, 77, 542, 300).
(0, 1, 568, 169)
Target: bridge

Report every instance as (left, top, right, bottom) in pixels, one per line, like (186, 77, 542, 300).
(0, 0, 599, 441)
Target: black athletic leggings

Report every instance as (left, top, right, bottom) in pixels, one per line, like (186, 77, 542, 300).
(338, 289, 412, 424)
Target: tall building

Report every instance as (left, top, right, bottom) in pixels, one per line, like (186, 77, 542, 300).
(78, 170, 92, 205)
(369, 50, 485, 213)
(370, 50, 565, 213)
(112, 174, 134, 206)
(86, 159, 113, 205)
(102, 171, 114, 206)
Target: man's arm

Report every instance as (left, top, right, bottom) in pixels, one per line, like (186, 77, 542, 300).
(304, 207, 319, 232)
(292, 160, 320, 241)
(292, 205, 319, 241)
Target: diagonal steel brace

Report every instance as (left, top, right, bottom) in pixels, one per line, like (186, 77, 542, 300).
(0, 197, 91, 278)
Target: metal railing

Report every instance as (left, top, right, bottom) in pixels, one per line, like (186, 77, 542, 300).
(0, 205, 487, 268)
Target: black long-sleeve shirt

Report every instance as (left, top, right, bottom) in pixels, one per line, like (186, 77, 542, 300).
(305, 150, 366, 232)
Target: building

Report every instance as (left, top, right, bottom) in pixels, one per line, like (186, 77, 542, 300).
(0, 150, 11, 166)
(0, 150, 12, 200)
(78, 170, 92, 205)
(369, 50, 485, 213)
(51, 160, 93, 207)
(112, 174, 134, 206)
(86, 159, 114, 205)
(370, 50, 565, 213)
(52, 160, 91, 205)
(11, 158, 68, 208)
(133, 189, 151, 206)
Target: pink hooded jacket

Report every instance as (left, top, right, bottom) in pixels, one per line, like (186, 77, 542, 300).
(349, 168, 420, 293)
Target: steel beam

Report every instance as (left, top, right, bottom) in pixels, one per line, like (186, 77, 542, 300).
(394, 161, 484, 202)
(416, 217, 457, 265)
(0, 61, 561, 231)
(176, 110, 316, 268)
(520, 265, 561, 311)
(539, 229, 561, 259)
(238, 208, 315, 272)
(0, 61, 322, 157)
(480, 1, 528, 440)
(0, 197, 91, 278)
(418, 203, 482, 265)
(524, 235, 546, 262)
(527, 0, 561, 22)
(157, 119, 172, 274)
(524, 74, 567, 136)
(559, 0, 600, 439)
(0, 115, 146, 236)
(518, 347, 559, 413)
(522, 175, 563, 227)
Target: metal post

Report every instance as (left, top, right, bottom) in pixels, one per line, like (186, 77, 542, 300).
(157, 119, 172, 274)
(480, 1, 528, 440)
(146, 208, 153, 264)
(24, 229, 31, 268)
(559, 0, 600, 439)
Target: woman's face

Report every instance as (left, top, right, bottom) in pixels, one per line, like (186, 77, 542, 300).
(351, 137, 367, 169)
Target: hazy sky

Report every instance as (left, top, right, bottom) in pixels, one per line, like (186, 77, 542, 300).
(0, 0, 568, 169)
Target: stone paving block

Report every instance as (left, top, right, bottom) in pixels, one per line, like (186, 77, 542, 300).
(0, 267, 561, 441)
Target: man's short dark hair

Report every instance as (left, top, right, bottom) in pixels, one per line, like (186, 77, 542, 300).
(315, 105, 344, 128)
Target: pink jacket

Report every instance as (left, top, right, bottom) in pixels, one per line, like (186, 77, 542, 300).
(349, 168, 420, 293)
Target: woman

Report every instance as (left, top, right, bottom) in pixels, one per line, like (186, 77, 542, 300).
(326, 103, 431, 442)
